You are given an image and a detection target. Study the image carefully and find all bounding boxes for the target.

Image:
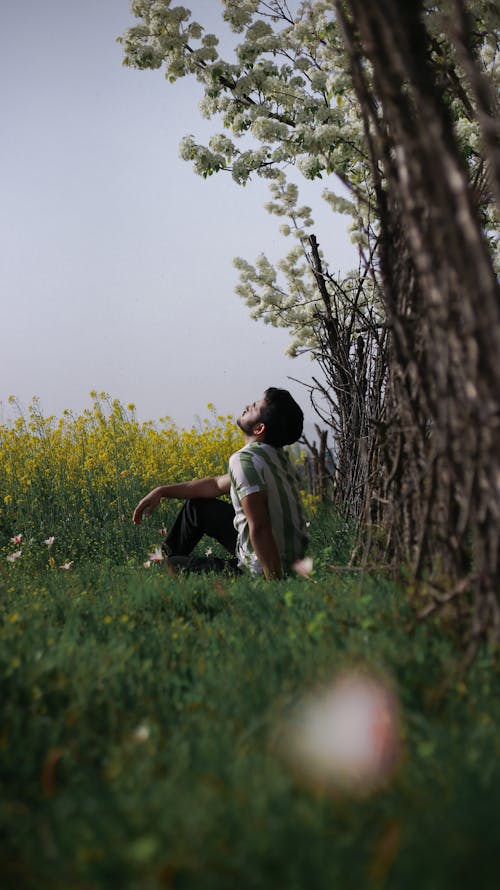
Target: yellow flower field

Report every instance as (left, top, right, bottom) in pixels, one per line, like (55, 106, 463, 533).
(0, 394, 317, 563)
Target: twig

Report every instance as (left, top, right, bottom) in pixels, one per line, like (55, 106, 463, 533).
(417, 574, 476, 619)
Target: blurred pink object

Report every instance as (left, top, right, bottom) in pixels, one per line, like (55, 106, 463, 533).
(59, 561, 74, 571)
(292, 557, 314, 577)
(282, 670, 401, 794)
(6, 550, 22, 562)
(10, 534, 22, 544)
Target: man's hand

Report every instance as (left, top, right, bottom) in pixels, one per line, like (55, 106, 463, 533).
(133, 488, 162, 525)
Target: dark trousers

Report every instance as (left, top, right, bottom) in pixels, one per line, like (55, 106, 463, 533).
(162, 498, 241, 575)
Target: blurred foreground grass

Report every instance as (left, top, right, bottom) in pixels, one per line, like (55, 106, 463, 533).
(1, 510, 498, 890)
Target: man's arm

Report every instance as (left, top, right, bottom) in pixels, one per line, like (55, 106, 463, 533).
(241, 490, 281, 579)
(133, 474, 230, 525)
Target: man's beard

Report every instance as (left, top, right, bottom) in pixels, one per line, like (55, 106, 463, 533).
(237, 415, 254, 436)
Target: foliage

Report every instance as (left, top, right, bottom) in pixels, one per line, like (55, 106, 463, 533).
(120, 0, 499, 282)
(122, 1, 363, 188)
(118, 0, 499, 398)
(120, 0, 378, 353)
(1, 523, 498, 889)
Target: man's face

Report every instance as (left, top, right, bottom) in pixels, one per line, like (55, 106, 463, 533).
(237, 396, 267, 436)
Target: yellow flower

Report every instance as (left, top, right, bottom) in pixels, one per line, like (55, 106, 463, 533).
(0, 395, 313, 550)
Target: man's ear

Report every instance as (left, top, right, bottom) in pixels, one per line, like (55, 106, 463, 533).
(252, 421, 266, 438)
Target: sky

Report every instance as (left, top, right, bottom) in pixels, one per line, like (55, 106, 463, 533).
(1, 0, 356, 430)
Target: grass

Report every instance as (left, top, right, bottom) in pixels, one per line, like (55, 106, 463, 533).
(1, 510, 498, 889)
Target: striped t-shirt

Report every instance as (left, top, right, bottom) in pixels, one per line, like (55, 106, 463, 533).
(228, 441, 309, 575)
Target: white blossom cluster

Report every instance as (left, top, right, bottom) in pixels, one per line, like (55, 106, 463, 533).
(121, 0, 499, 337)
(122, 1, 365, 192)
(122, 1, 497, 206)
(232, 171, 381, 355)
(120, 1, 376, 348)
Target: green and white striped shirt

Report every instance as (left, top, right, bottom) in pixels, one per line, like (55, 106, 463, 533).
(229, 442, 308, 575)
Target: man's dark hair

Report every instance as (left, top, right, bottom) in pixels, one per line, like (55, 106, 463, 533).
(260, 387, 304, 447)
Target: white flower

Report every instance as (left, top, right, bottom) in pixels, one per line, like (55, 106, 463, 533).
(148, 547, 164, 563)
(43, 536, 55, 547)
(6, 550, 22, 562)
(132, 724, 150, 743)
(59, 561, 74, 571)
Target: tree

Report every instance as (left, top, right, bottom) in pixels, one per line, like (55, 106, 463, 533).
(120, 0, 500, 655)
(335, 0, 500, 657)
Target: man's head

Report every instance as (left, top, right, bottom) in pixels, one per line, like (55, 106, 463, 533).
(237, 387, 303, 447)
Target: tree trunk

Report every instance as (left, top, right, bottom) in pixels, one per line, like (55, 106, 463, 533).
(336, 0, 500, 655)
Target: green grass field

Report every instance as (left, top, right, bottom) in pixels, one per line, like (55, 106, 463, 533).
(1, 508, 498, 890)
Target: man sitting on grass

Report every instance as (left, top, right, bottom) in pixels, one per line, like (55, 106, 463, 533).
(133, 387, 309, 579)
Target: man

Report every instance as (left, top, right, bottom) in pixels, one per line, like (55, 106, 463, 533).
(132, 387, 309, 579)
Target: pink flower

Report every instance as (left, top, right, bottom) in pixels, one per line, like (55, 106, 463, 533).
(148, 547, 164, 563)
(44, 536, 55, 547)
(143, 560, 152, 569)
(292, 557, 314, 577)
(282, 672, 401, 795)
(10, 534, 22, 544)
(59, 561, 74, 571)
(6, 550, 22, 562)
(160, 527, 167, 537)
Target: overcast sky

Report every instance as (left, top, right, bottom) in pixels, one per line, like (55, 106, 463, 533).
(1, 0, 356, 429)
